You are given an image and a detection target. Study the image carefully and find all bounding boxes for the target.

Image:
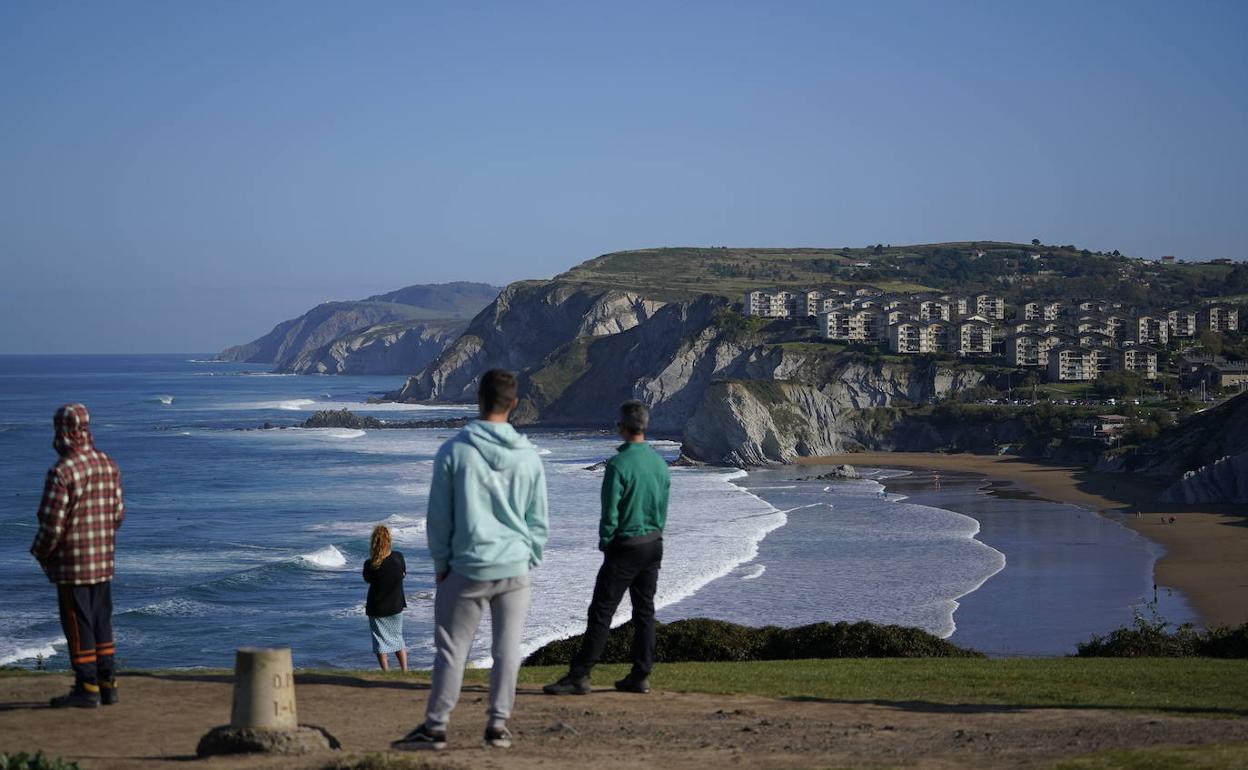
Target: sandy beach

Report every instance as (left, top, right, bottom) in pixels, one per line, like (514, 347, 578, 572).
(803, 453, 1248, 628)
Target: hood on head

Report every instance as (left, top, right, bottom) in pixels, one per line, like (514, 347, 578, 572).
(461, 419, 534, 470)
(53, 403, 93, 456)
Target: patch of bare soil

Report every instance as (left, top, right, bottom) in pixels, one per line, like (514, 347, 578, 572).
(2, 674, 1246, 770)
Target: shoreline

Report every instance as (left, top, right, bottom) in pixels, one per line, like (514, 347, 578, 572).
(800, 453, 1248, 629)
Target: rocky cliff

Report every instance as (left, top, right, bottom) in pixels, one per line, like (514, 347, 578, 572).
(218, 282, 498, 374)
(1161, 454, 1248, 504)
(680, 362, 991, 466)
(391, 281, 665, 402)
(277, 319, 467, 375)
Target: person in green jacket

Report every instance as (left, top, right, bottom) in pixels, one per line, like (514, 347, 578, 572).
(544, 400, 669, 696)
(392, 369, 548, 752)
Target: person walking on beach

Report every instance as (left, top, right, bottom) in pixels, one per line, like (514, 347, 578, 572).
(544, 400, 669, 697)
(392, 369, 548, 752)
(363, 525, 408, 672)
(30, 404, 124, 708)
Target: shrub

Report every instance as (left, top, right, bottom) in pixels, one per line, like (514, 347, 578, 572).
(1076, 605, 1248, 658)
(0, 754, 81, 770)
(524, 618, 980, 666)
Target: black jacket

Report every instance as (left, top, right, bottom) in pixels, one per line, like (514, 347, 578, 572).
(363, 551, 407, 617)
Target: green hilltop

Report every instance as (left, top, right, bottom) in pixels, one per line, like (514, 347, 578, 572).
(556, 242, 1248, 307)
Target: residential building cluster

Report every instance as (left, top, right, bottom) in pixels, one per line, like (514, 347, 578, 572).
(742, 288, 1241, 382)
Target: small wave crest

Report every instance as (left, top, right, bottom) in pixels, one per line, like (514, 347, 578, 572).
(298, 545, 348, 569)
(0, 638, 64, 667)
(126, 598, 215, 618)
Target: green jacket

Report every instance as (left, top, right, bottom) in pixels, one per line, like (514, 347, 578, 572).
(426, 420, 549, 581)
(599, 441, 670, 550)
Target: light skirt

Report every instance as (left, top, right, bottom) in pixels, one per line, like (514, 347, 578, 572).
(369, 612, 405, 654)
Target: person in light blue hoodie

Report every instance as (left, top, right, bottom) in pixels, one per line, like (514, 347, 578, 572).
(392, 369, 548, 752)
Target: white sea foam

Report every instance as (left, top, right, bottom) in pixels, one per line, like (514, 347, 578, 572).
(127, 598, 216, 618)
(740, 564, 766, 580)
(225, 399, 474, 413)
(310, 513, 426, 543)
(298, 545, 348, 569)
(0, 639, 63, 667)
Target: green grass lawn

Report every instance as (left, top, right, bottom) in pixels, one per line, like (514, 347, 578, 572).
(507, 659, 1248, 716)
(7, 658, 1246, 716)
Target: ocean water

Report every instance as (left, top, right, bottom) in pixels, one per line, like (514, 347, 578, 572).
(0, 355, 1188, 668)
(665, 468, 1198, 656)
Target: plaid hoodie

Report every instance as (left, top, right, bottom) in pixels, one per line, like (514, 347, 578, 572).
(30, 404, 125, 585)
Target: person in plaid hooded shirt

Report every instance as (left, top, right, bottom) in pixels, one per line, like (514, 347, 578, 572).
(31, 403, 125, 708)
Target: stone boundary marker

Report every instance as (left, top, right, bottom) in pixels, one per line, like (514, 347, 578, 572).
(197, 647, 340, 756)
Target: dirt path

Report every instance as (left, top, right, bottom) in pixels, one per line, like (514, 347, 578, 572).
(3, 674, 1247, 770)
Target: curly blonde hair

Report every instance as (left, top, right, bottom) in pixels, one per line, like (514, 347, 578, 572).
(369, 525, 393, 568)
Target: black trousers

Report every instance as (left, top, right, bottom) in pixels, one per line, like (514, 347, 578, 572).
(570, 537, 662, 679)
(56, 582, 115, 688)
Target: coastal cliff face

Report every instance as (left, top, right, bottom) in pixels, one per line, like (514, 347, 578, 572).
(277, 319, 467, 375)
(217, 282, 498, 375)
(392, 281, 665, 402)
(218, 302, 422, 366)
(680, 363, 990, 466)
(1161, 454, 1248, 504)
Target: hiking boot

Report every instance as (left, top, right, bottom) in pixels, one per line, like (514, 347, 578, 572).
(483, 725, 513, 748)
(614, 675, 651, 694)
(50, 685, 100, 709)
(542, 674, 591, 695)
(100, 681, 119, 706)
(391, 723, 447, 751)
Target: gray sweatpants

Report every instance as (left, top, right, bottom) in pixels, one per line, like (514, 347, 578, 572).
(425, 571, 532, 731)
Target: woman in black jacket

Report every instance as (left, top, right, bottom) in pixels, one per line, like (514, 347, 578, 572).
(363, 525, 408, 671)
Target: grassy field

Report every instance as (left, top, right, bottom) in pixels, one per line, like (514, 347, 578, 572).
(504, 659, 1248, 716)
(12, 658, 1234, 715)
(554, 246, 940, 300)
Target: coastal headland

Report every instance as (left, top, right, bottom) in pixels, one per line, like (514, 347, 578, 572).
(803, 453, 1248, 628)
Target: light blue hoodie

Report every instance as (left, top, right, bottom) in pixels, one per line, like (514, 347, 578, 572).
(426, 420, 549, 582)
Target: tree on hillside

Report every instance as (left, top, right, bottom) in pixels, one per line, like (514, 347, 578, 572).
(1032, 238, 1041, 246)
(1199, 329, 1223, 356)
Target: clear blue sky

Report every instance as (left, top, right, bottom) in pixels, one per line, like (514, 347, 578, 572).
(2, 1, 1245, 353)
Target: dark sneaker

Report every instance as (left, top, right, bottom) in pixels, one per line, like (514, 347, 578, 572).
(391, 723, 447, 751)
(614, 676, 651, 694)
(483, 725, 513, 749)
(50, 685, 101, 709)
(542, 674, 591, 695)
(100, 681, 119, 706)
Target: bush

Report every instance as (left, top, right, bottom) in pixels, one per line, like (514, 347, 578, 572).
(0, 754, 81, 770)
(524, 618, 981, 666)
(1076, 605, 1248, 658)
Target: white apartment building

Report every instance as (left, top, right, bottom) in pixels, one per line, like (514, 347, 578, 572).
(1047, 345, 1098, 382)
(888, 320, 950, 354)
(1121, 347, 1159, 380)
(820, 308, 885, 343)
(958, 318, 993, 355)
(743, 289, 796, 318)
(1127, 315, 1169, 346)
(1168, 309, 1198, 338)
(1023, 301, 1062, 321)
(1199, 304, 1240, 333)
